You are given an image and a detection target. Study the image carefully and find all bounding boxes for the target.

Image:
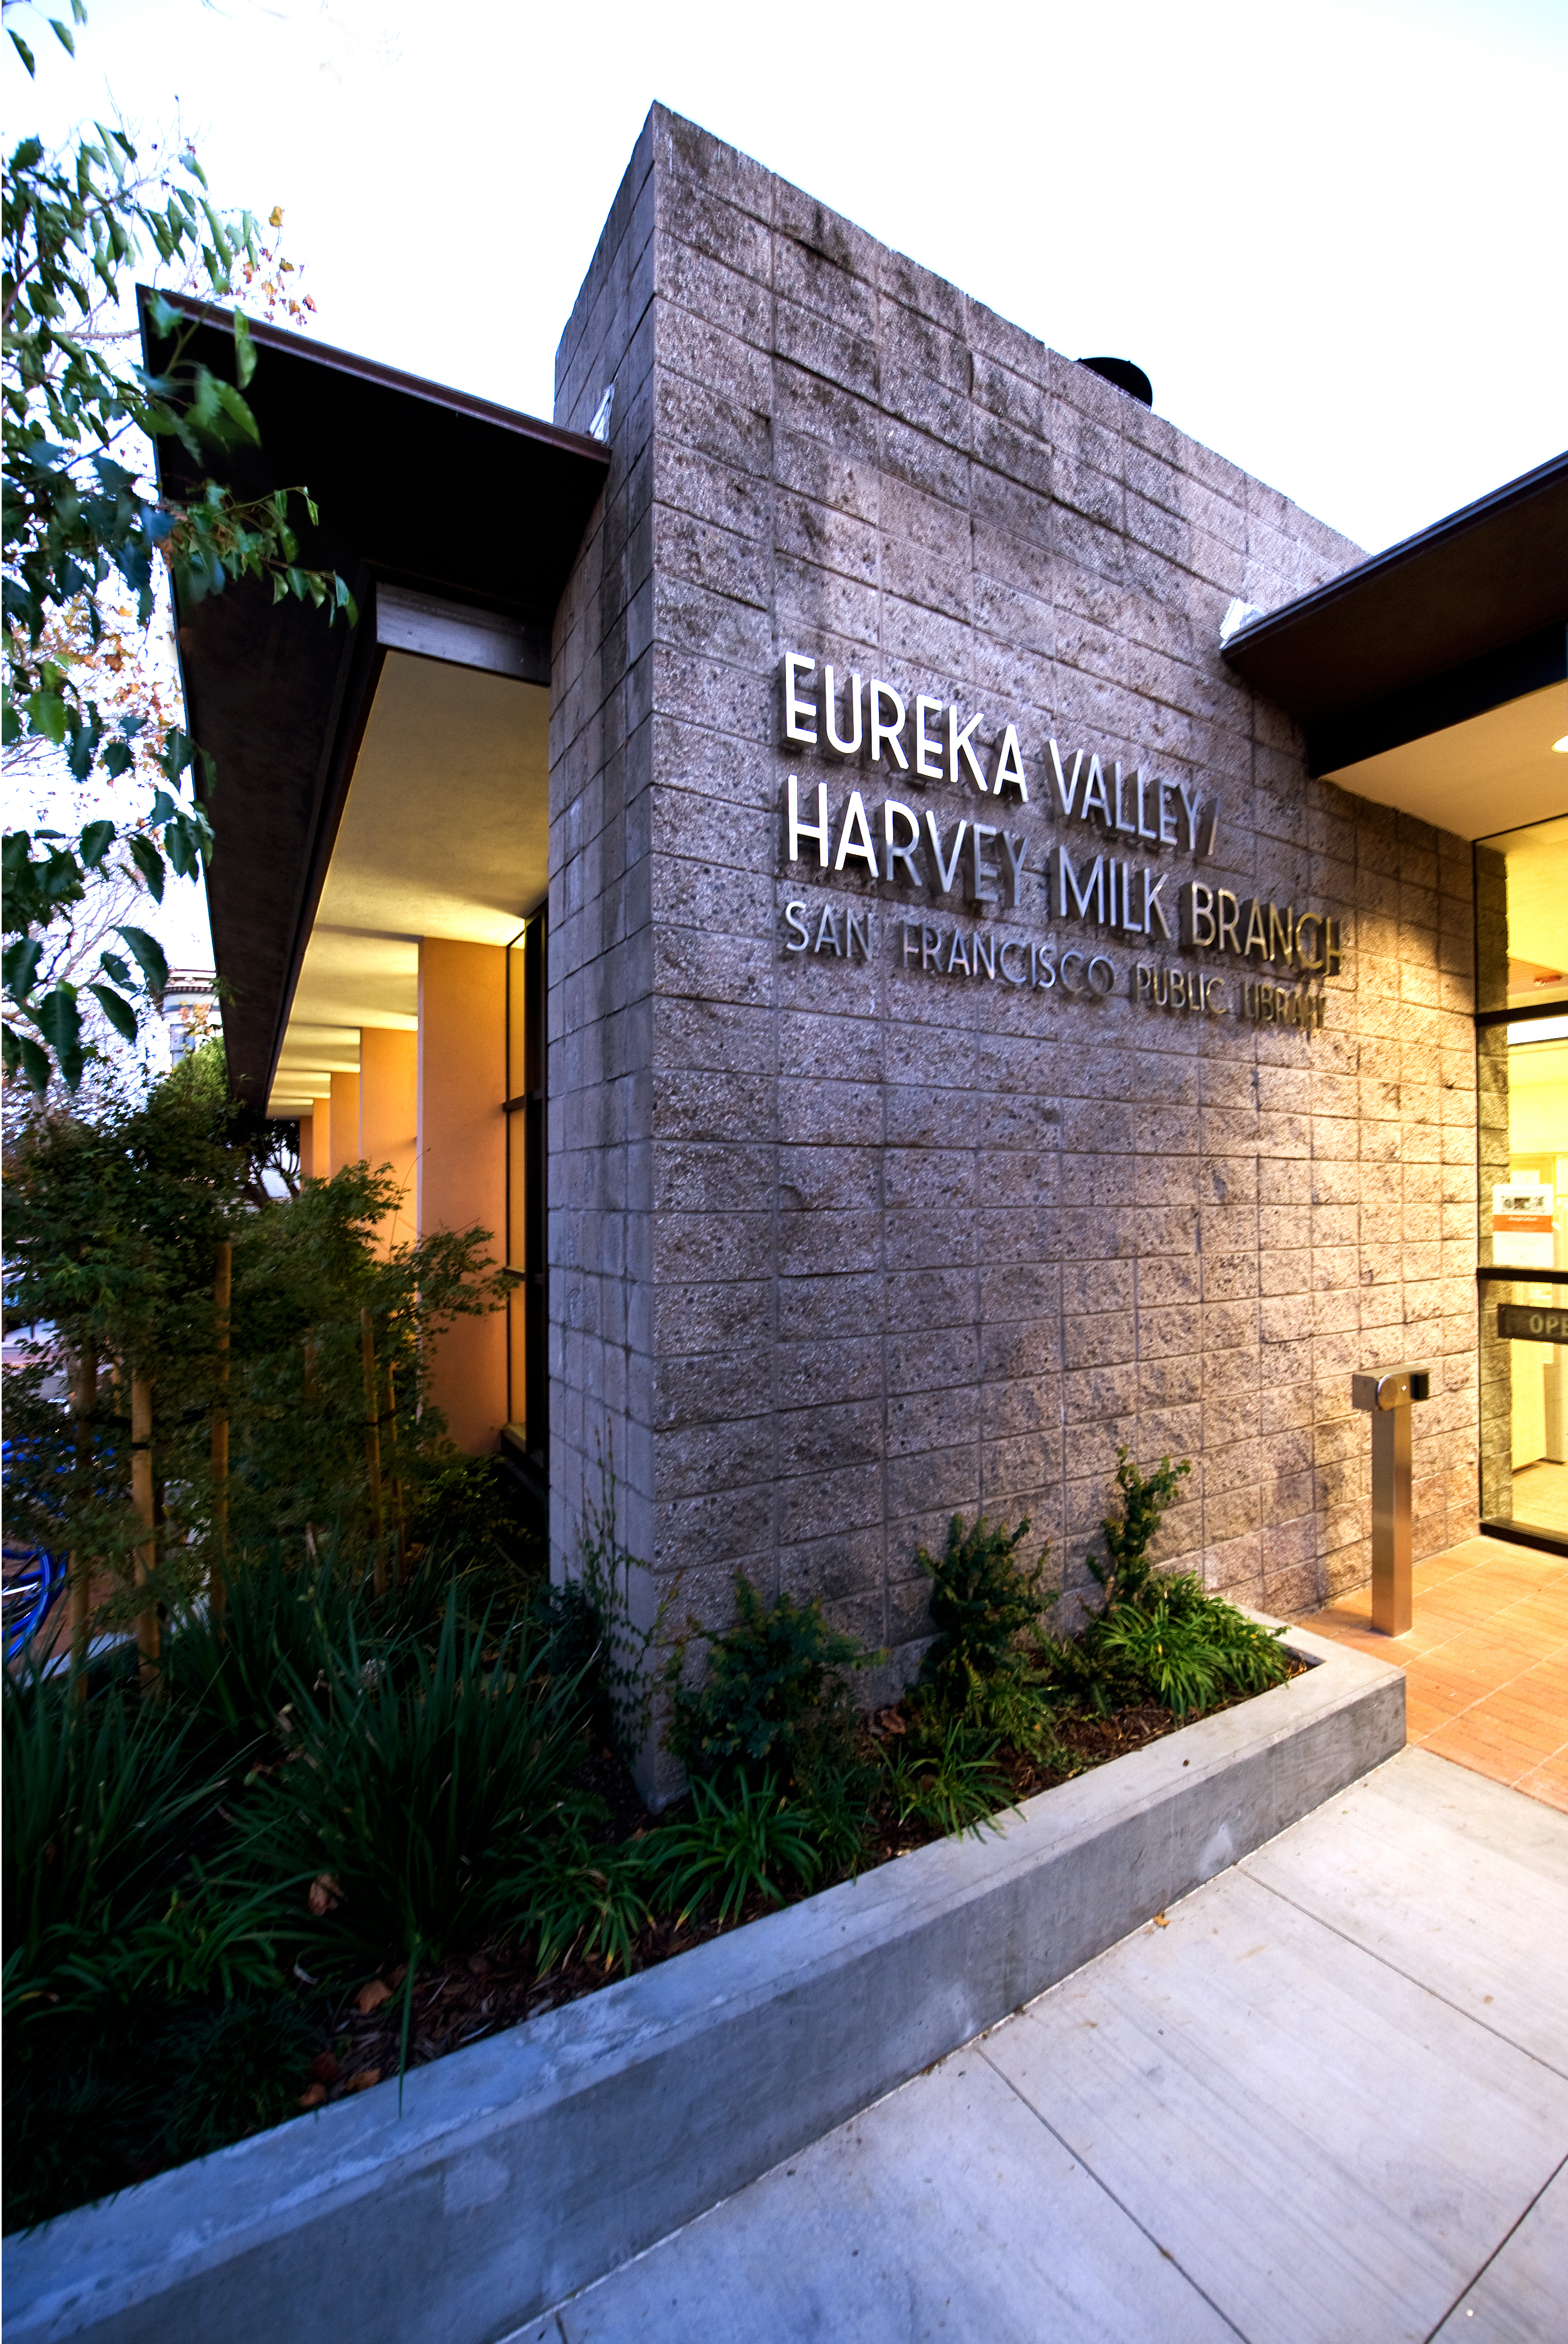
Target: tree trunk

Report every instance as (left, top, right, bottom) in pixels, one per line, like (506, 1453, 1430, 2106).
(385, 1355, 408, 1588)
(130, 1370, 160, 1692)
(211, 1239, 232, 1619)
(361, 1309, 387, 1595)
(68, 1345, 98, 1706)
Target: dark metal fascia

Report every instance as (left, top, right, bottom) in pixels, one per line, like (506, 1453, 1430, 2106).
(1305, 622, 1568, 776)
(137, 286, 610, 468)
(1222, 448, 1568, 669)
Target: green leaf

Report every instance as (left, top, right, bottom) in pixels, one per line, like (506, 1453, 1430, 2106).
(233, 310, 257, 389)
(211, 378, 261, 445)
(26, 690, 68, 747)
(36, 984, 82, 1066)
(17, 1035, 51, 1095)
(49, 17, 76, 54)
(3, 937, 43, 1003)
(125, 833, 166, 901)
(144, 290, 184, 338)
(8, 28, 36, 74)
(98, 951, 132, 988)
(115, 925, 170, 997)
(87, 983, 139, 1044)
(79, 819, 116, 869)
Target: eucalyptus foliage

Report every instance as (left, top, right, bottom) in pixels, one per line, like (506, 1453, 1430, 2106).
(2, 0, 353, 1088)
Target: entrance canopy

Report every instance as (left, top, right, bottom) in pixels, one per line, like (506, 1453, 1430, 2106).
(139, 292, 607, 1108)
(1222, 450, 1568, 840)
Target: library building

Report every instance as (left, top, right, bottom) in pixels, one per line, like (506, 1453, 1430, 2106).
(150, 106, 1568, 1710)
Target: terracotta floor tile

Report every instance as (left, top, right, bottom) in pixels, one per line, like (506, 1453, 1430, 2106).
(1425, 1720, 1546, 1778)
(1306, 1531, 1568, 1804)
(1431, 1744, 1533, 1794)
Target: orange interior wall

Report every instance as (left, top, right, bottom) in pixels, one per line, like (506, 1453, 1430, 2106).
(417, 940, 506, 1454)
(328, 1071, 361, 1175)
(308, 1091, 332, 1179)
(360, 1027, 418, 1251)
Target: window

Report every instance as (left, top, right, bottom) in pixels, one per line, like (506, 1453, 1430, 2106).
(504, 915, 547, 1479)
(1475, 815, 1568, 1548)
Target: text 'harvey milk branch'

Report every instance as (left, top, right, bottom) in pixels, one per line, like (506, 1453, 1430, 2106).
(776, 652, 1344, 975)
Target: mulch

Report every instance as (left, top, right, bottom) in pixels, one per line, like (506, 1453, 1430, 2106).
(310, 1655, 1306, 2106)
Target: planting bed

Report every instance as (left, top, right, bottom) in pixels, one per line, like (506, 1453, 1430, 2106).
(3, 1619, 1402, 2344)
(315, 1666, 1306, 2105)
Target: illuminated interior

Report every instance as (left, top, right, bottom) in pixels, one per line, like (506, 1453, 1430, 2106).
(1476, 813, 1568, 1538)
(264, 641, 550, 1463)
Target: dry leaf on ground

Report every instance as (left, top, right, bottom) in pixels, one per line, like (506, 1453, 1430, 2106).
(355, 1977, 393, 2014)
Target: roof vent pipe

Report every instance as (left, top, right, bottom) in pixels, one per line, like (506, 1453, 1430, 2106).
(1077, 356, 1153, 408)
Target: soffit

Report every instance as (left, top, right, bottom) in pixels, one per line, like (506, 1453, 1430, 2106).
(266, 651, 548, 1115)
(139, 287, 606, 1111)
(1323, 685, 1568, 842)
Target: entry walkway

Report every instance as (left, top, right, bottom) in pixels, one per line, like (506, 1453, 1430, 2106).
(1305, 1535, 1568, 1811)
(517, 1751, 1568, 2344)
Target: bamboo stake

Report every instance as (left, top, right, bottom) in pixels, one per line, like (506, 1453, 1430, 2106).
(211, 1239, 232, 1620)
(130, 1369, 160, 1692)
(67, 1345, 98, 1706)
(384, 1354, 408, 1588)
(360, 1308, 387, 1596)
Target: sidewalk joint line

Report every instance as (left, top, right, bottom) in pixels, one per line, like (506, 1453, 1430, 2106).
(1419, 2150, 1566, 2343)
(976, 2039, 1253, 2344)
(1240, 1869, 1568, 2084)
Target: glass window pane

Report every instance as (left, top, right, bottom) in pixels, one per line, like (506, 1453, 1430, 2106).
(1477, 816, 1568, 1540)
(1475, 813, 1568, 1012)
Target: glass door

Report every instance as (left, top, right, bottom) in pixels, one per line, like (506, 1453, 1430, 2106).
(1476, 814, 1568, 1550)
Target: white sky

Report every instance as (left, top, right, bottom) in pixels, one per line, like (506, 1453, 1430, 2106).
(7, 0, 1565, 969)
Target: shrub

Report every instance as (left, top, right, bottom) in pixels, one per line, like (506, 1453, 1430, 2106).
(664, 1571, 876, 1796)
(648, 1775, 820, 1926)
(3, 1664, 225, 1984)
(917, 1511, 1053, 1696)
(236, 1590, 593, 1978)
(2, 1663, 309, 2234)
(1054, 1452, 1290, 1719)
(880, 1718, 1015, 1841)
(509, 1810, 659, 1979)
(1088, 1447, 1191, 1607)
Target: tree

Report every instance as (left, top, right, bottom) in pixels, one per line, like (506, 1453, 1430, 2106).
(2, 0, 353, 1094)
(3, 1040, 508, 1667)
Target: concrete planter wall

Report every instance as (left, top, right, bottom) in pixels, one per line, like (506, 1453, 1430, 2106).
(4, 1623, 1402, 2344)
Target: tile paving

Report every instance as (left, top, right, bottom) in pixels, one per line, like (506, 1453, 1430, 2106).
(1303, 1534, 1568, 1812)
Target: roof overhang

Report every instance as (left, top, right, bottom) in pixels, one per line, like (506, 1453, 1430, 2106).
(138, 291, 608, 1108)
(1221, 451, 1568, 834)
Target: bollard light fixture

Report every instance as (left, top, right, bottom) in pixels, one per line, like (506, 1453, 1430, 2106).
(1351, 1361, 1433, 1634)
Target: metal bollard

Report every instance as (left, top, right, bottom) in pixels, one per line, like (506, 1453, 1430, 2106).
(1350, 1363, 1432, 1634)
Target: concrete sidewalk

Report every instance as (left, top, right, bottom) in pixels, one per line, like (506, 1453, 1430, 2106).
(517, 1750, 1568, 2343)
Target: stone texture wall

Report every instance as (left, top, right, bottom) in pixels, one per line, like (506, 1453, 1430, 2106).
(550, 106, 1479, 1732)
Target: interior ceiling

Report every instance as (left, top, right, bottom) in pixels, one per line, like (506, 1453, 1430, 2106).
(1324, 682, 1567, 841)
(267, 651, 548, 1114)
(1488, 812, 1568, 1001)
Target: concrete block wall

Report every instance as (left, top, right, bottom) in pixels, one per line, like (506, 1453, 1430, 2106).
(550, 105, 1479, 1718)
